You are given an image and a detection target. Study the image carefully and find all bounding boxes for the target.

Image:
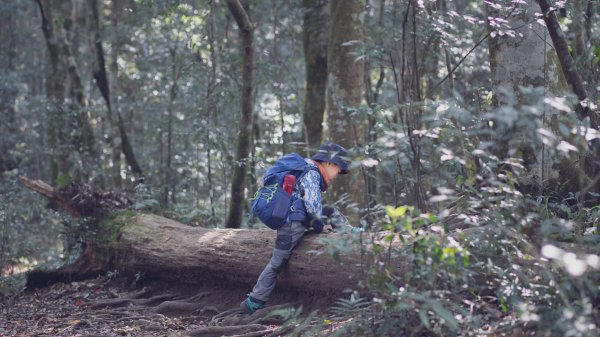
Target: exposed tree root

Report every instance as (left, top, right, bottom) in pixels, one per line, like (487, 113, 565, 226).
(153, 300, 206, 316)
(7, 274, 335, 337)
(26, 245, 108, 289)
(85, 285, 297, 336)
(188, 302, 298, 337)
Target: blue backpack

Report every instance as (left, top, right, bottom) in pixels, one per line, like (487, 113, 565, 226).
(250, 153, 311, 229)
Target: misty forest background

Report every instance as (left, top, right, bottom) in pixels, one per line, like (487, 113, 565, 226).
(2, 0, 600, 335)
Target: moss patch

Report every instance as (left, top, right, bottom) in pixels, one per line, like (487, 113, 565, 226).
(93, 210, 137, 252)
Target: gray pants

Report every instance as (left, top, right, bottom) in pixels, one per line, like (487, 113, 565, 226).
(249, 221, 306, 302)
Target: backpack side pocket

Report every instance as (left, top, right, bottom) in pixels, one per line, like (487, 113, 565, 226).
(250, 184, 291, 230)
(270, 186, 292, 226)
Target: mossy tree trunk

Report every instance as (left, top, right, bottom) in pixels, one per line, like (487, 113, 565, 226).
(112, 214, 380, 293)
(18, 176, 390, 295)
(25, 204, 384, 294)
(326, 0, 366, 219)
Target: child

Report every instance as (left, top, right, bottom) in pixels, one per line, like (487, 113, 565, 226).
(241, 142, 350, 314)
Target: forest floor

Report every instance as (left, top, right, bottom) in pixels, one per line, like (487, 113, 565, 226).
(1, 275, 334, 337)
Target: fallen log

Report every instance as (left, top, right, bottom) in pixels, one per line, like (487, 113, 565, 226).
(111, 212, 379, 293)
(20, 177, 410, 295)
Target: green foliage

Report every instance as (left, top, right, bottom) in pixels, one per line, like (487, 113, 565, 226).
(302, 86, 600, 336)
(0, 273, 26, 313)
(133, 180, 159, 211)
(268, 306, 326, 337)
(0, 174, 63, 275)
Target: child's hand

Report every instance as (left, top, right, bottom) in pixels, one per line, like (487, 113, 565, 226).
(322, 224, 333, 233)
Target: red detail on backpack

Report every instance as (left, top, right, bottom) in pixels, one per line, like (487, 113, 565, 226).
(282, 174, 296, 195)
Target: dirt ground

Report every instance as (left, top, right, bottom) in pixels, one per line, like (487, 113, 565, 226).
(1, 275, 337, 337)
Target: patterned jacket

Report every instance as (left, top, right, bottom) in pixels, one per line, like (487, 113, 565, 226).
(289, 159, 328, 232)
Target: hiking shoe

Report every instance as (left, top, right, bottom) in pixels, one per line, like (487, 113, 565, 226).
(240, 296, 265, 314)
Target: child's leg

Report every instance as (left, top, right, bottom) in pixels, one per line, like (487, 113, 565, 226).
(249, 221, 305, 302)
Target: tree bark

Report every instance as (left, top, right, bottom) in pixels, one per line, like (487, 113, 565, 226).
(37, 0, 98, 180)
(302, 0, 330, 151)
(19, 177, 394, 294)
(204, 0, 218, 218)
(487, 0, 568, 107)
(164, 47, 181, 207)
(487, 0, 572, 194)
(117, 214, 376, 292)
(225, 0, 254, 228)
(54, 1, 97, 165)
(36, 0, 67, 181)
(326, 0, 366, 218)
(28, 212, 385, 293)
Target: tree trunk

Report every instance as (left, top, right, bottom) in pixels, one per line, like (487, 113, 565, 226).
(37, 0, 98, 180)
(536, 0, 597, 128)
(90, 0, 121, 187)
(20, 177, 396, 293)
(363, 0, 386, 217)
(164, 47, 180, 207)
(120, 214, 378, 292)
(326, 0, 366, 218)
(28, 211, 387, 293)
(225, 0, 254, 228)
(55, 1, 97, 168)
(487, 0, 571, 194)
(36, 0, 67, 181)
(487, 0, 568, 107)
(112, 1, 144, 181)
(536, 0, 600, 195)
(204, 0, 218, 218)
(302, 0, 330, 151)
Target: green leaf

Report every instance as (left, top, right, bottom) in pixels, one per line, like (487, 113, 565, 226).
(55, 174, 73, 188)
(418, 307, 431, 329)
(395, 301, 412, 310)
(427, 300, 459, 331)
(500, 298, 509, 313)
(385, 205, 409, 219)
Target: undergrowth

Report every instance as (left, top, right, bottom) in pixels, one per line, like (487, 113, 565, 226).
(288, 92, 600, 337)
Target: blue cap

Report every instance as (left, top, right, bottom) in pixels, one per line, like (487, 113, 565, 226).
(312, 142, 350, 174)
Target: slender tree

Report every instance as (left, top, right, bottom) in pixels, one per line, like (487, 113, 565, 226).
(536, 0, 600, 195)
(302, 0, 330, 152)
(536, 0, 597, 127)
(90, 0, 121, 187)
(203, 0, 219, 218)
(89, 0, 143, 186)
(225, 0, 254, 228)
(164, 46, 182, 207)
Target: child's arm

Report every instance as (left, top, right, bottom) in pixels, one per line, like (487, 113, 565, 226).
(299, 170, 325, 233)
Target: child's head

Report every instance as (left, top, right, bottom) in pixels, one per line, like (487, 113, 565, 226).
(312, 142, 349, 181)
